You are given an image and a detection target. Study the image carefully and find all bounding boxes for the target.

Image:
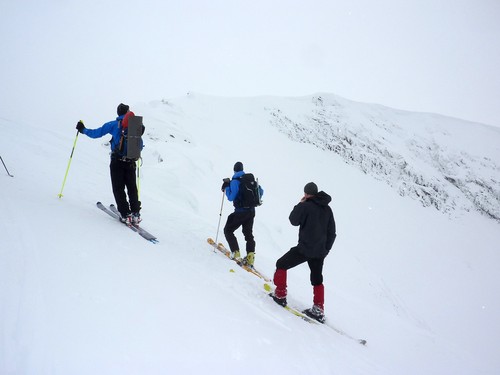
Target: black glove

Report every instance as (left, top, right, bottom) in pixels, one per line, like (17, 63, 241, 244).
(141, 125, 145, 135)
(76, 121, 85, 133)
(221, 178, 230, 191)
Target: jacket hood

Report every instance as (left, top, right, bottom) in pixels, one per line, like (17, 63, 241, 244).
(232, 170, 245, 179)
(310, 191, 332, 206)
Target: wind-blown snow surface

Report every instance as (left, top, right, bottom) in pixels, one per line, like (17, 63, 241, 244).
(1, 93, 499, 374)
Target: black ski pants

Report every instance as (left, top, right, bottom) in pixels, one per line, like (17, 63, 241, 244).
(110, 159, 141, 218)
(224, 210, 255, 253)
(276, 246, 325, 286)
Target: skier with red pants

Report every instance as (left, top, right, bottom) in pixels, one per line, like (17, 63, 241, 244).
(271, 182, 336, 323)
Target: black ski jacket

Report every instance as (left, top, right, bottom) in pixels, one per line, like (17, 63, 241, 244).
(289, 191, 336, 259)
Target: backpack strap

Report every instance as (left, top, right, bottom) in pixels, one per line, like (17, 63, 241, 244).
(111, 119, 135, 162)
(230, 176, 242, 208)
(117, 119, 125, 153)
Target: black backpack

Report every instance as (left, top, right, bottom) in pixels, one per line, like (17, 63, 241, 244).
(235, 173, 262, 208)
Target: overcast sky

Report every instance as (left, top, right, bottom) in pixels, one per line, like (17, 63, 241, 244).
(1, 0, 499, 128)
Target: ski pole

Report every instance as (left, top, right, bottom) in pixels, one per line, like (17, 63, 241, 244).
(0, 156, 13, 177)
(58, 129, 79, 198)
(136, 158, 142, 200)
(214, 191, 225, 249)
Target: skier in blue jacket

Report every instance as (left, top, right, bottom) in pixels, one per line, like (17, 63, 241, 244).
(76, 103, 144, 224)
(221, 161, 264, 267)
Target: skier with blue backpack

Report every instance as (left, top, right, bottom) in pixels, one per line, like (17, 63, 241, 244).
(76, 103, 145, 225)
(221, 162, 264, 267)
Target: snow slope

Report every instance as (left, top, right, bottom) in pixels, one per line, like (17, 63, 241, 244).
(1, 93, 499, 374)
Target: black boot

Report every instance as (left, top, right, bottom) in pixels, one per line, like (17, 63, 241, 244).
(269, 293, 287, 307)
(303, 305, 325, 323)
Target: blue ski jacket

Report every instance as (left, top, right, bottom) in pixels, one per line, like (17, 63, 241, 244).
(82, 115, 125, 155)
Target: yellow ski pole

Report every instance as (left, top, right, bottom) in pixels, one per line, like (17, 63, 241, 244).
(136, 158, 142, 199)
(58, 129, 80, 198)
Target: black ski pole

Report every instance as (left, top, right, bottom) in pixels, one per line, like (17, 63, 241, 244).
(0, 156, 13, 177)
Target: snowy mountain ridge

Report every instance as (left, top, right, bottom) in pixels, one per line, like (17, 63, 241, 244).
(263, 94, 500, 221)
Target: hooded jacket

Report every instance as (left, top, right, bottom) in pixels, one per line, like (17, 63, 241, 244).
(289, 191, 336, 259)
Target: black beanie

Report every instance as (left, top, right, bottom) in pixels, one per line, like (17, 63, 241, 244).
(233, 161, 244, 172)
(117, 103, 129, 116)
(304, 182, 318, 195)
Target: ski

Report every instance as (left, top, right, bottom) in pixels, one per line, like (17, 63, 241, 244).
(263, 283, 367, 345)
(96, 202, 158, 243)
(263, 283, 319, 324)
(108, 204, 158, 243)
(207, 238, 271, 282)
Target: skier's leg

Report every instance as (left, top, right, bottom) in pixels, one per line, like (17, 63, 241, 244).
(241, 211, 255, 253)
(273, 268, 287, 298)
(124, 161, 141, 213)
(224, 212, 242, 252)
(274, 247, 307, 298)
(110, 160, 130, 217)
(308, 258, 325, 311)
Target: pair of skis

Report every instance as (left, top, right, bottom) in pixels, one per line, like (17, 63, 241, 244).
(97, 202, 158, 243)
(207, 237, 367, 346)
(207, 238, 271, 282)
